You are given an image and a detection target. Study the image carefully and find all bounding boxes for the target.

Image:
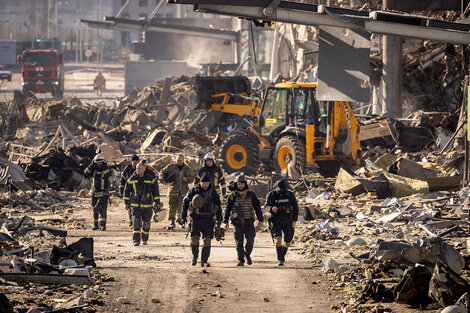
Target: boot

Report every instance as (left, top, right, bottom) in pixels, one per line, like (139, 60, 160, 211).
(245, 252, 252, 265)
(281, 246, 288, 262)
(168, 220, 175, 230)
(276, 246, 284, 266)
(201, 247, 211, 267)
(191, 246, 199, 266)
(92, 222, 98, 230)
(100, 224, 106, 231)
(278, 246, 287, 266)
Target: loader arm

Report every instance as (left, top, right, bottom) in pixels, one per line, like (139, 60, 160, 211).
(326, 101, 360, 163)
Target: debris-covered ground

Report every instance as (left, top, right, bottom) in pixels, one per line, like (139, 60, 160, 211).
(0, 46, 469, 312)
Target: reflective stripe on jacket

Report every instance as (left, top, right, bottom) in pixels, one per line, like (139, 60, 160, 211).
(84, 162, 112, 197)
(123, 173, 160, 209)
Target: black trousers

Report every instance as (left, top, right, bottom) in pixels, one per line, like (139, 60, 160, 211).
(132, 208, 153, 243)
(272, 221, 294, 243)
(92, 196, 108, 227)
(190, 218, 215, 240)
(233, 219, 256, 263)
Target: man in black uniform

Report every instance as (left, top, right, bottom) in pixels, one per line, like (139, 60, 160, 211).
(194, 153, 226, 197)
(123, 163, 161, 246)
(223, 174, 263, 266)
(120, 154, 139, 227)
(182, 174, 222, 267)
(265, 179, 298, 266)
(84, 154, 112, 231)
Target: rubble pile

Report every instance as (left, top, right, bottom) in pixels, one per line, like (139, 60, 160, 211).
(0, 76, 251, 189)
(0, 188, 111, 312)
(296, 163, 470, 311)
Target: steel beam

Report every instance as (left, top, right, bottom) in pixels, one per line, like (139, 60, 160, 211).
(81, 18, 238, 42)
(180, 3, 470, 44)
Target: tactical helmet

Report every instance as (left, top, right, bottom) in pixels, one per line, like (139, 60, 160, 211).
(93, 154, 105, 162)
(235, 174, 247, 183)
(191, 194, 205, 209)
(204, 153, 215, 160)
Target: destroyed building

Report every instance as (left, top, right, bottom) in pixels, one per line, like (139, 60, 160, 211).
(2, 0, 470, 312)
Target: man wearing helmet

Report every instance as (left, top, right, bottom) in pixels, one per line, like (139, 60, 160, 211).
(181, 174, 222, 267)
(120, 154, 140, 228)
(223, 174, 264, 266)
(265, 179, 299, 266)
(123, 163, 161, 246)
(194, 153, 226, 197)
(160, 154, 193, 229)
(84, 153, 113, 231)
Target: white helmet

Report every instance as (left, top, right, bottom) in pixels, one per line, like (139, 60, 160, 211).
(153, 209, 167, 223)
(93, 154, 105, 162)
(204, 153, 215, 160)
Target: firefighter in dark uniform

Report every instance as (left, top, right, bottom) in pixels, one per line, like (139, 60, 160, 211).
(265, 179, 299, 266)
(181, 174, 222, 267)
(194, 153, 226, 197)
(223, 174, 264, 266)
(123, 163, 161, 246)
(84, 154, 112, 231)
(160, 154, 193, 229)
(120, 154, 140, 227)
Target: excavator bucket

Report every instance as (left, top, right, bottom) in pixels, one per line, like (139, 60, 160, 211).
(191, 76, 252, 110)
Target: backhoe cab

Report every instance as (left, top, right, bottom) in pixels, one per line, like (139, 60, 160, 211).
(257, 82, 360, 176)
(221, 81, 360, 177)
(192, 76, 360, 177)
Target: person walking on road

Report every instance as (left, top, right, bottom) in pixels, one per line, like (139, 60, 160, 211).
(84, 153, 112, 231)
(93, 72, 106, 97)
(160, 154, 193, 229)
(123, 163, 161, 246)
(265, 179, 299, 266)
(181, 174, 222, 267)
(223, 174, 264, 266)
(194, 153, 226, 197)
(120, 154, 140, 228)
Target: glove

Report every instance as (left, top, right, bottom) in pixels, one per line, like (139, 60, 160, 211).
(154, 203, 162, 211)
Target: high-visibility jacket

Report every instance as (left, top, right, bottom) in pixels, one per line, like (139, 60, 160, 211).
(194, 165, 226, 195)
(84, 162, 112, 197)
(123, 173, 160, 209)
(119, 164, 135, 195)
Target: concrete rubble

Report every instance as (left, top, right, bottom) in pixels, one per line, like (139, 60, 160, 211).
(0, 48, 469, 312)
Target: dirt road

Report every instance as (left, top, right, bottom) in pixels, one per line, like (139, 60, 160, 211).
(68, 192, 341, 313)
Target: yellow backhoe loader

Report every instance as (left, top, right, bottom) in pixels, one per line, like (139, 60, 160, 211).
(192, 77, 360, 177)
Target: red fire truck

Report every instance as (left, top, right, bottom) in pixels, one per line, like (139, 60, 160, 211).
(20, 49, 64, 98)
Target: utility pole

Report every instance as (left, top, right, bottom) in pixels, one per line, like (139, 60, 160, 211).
(55, 0, 58, 38)
(381, 0, 403, 118)
(47, 0, 51, 38)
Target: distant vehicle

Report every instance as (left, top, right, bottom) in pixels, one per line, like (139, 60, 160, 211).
(19, 49, 64, 98)
(0, 67, 12, 81)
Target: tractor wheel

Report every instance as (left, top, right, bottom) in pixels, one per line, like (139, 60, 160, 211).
(274, 136, 306, 175)
(221, 134, 259, 176)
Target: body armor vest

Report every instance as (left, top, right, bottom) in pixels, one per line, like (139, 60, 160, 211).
(234, 191, 255, 220)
